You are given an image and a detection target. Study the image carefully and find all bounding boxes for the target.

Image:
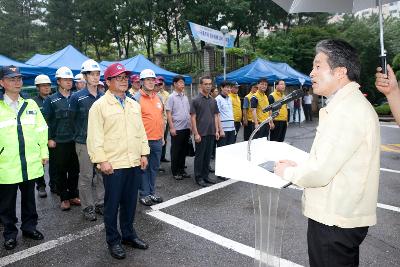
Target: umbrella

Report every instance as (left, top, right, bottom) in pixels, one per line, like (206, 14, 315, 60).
(271, 0, 398, 73)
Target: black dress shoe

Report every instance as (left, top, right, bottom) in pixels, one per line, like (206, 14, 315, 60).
(217, 176, 229, 181)
(208, 167, 215, 173)
(196, 180, 208, 187)
(4, 239, 17, 250)
(204, 178, 217, 184)
(122, 238, 149, 250)
(180, 172, 191, 178)
(108, 244, 126, 259)
(22, 230, 44, 240)
(160, 158, 170, 162)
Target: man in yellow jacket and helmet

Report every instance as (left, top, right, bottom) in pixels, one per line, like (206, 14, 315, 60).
(0, 66, 48, 250)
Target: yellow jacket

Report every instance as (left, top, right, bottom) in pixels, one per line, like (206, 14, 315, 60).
(87, 91, 150, 169)
(270, 90, 288, 121)
(283, 82, 380, 228)
(228, 93, 242, 122)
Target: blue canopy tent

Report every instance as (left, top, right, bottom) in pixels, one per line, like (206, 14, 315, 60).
(216, 58, 311, 86)
(101, 54, 192, 85)
(0, 55, 53, 85)
(25, 54, 51, 65)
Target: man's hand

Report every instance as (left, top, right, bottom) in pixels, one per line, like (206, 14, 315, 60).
(48, 140, 56, 148)
(215, 131, 220, 141)
(100, 161, 114, 175)
(140, 156, 148, 170)
(170, 127, 177, 136)
(243, 118, 248, 126)
(274, 160, 297, 177)
(42, 158, 49, 165)
(219, 129, 225, 138)
(194, 133, 201, 143)
(269, 120, 275, 130)
(375, 65, 399, 96)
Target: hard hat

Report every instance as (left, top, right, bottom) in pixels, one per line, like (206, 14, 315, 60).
(104, 63, 131, 80)
(81, 59, 101, 73)
(98, 81, 104, 86)
(130, 74, 140, 83)
(34, 74, 51, 85)
(74, 73, 85, 82)
(140, 69, 156, 80)
(55, 66, 73, 79)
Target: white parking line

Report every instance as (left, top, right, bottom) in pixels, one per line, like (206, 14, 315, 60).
(380, 124, 399, 129)
(151, 179, 238, 211)
(148, 210, 303, 267)
(0, 224, 104, 267)
(380, 168, 400, 174)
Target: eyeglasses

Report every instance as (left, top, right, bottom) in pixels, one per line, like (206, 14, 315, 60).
(112, 75, 129, 82)
(4, 76, 22, 82)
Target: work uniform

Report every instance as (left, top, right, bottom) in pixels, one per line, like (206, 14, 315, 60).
(250, 91, 270, 139)
(0, 92, 48, 241)
(69, 88, 105, 213)
(228, 92, 242, 141)
(243, 92, 254, 141)
(268, 90, 288, 142)
(43, 91, 79, 202)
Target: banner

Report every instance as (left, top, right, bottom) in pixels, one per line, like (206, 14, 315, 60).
(188, 22, 235, 48)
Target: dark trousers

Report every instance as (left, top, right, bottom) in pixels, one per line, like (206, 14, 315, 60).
(254, 124, 270, 139)
(243, 121, 254, 141)
(103, 167, 141, 246)
(217, 130, 236, 147)
(234, 121, 241, 142)
(161, 122, 169, 160)
(36, 175, 46, 189)
(48, 147, 57, 190)
(304, 104, 313, 121)
(307, 219, 368, 267)
(54, 142, 80, 201)
(140, 139, 162, 197)
(270, 120, 287, 142)
(0, 179, 38, 240)
(170, 129, 190, 176)
(194, 135, 214, 182)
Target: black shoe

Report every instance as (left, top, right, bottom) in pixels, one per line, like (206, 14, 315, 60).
(149, 194, 163, 203)
(217, 176, 229, 181)
(22, 230, 44, 240)
(160, 158, 170, 163)
(180, 172, 191, 178)
(173, 174, 183, 180)
(139, 196, 153, 206)
(158, 168, 166, 173)
(208, 167, 215, 173)
(122, 238, 149, 250)
(4, 239, 17, 250)
(108, 244, 126, 259)
(95, 204, 104, 215)
(37, 186, 47, 198)
(196, 180, 208, 187)
(204, 178, 217, 184)
(83, 207, 97, 221)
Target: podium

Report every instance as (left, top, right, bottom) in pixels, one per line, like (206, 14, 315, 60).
(216, 138, 309, 266)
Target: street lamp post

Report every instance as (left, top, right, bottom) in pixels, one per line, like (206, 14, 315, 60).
(220, 25, 229, 81)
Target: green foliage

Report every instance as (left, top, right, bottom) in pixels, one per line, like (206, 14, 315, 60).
(392, 53, 400, 72)
(163, 58, 198, 75)
(374, 103, 391, 115)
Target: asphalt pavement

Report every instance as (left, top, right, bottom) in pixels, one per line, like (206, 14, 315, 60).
(0, 120, 399, 267)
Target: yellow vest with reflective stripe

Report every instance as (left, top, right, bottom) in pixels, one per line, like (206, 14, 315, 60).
(0, 96, 48, 184)
(270, 91, 288, 121)
(228, 93, 242, 122)
(253, 91, 270, 123)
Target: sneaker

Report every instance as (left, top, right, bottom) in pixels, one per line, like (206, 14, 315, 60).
(37, 186, 47, 198)
(149, 194, 163, 203)
(61, 200, 71, 211)
(69, 198, 81, 206)
(158, 168, 165, 173)
(82, 207, 97, 221)
(95, 204, 104, 215)
(139, 196, 153, 206)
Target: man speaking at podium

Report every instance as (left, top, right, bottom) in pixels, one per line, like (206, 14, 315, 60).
(275, 39, 380, 267)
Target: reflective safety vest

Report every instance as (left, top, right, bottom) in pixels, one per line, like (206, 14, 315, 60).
(270, 91, 288, 121)
(0, 93, 48, 184)
(252, 90, 270, 123)
(228, 93, 242, 122)
(244, 92, 254, 122)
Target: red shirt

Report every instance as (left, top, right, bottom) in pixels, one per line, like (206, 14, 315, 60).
(136, 89, 164, 140)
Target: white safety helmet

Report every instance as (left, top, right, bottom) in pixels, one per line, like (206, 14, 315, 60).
(55, 66, 74, 79)
(139, 69, 156, 80)
(34, 74, 51, 85)
(81, 59, 101, 73)
(74, 73, 85, 82)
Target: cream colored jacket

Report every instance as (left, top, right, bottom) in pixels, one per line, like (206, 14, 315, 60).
(87, 91, 150, 169)
(283, 82, 380, 228)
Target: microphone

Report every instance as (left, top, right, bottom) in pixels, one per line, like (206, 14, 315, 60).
(263, 89, 305, 113)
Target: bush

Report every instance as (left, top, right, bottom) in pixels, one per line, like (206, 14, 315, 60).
(163, 58, 198, 75)
(374, 103, 391, 115)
